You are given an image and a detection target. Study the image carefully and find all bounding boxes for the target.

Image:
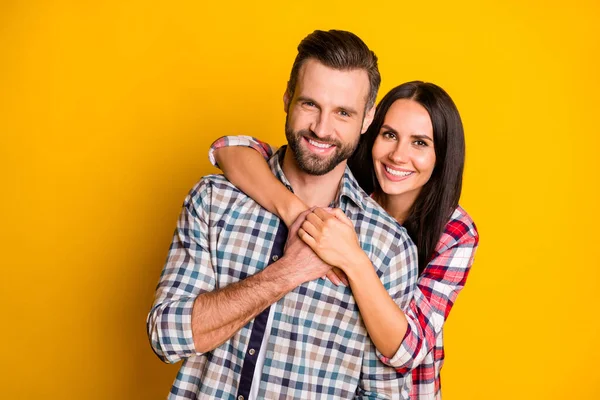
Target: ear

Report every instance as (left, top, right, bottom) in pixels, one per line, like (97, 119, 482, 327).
(283, 90, 291, 113)
(361, 105, 376, 134)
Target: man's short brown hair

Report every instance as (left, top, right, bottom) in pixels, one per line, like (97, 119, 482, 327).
(286, 30, 381, 110)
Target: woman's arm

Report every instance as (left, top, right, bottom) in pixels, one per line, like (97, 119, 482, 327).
(298, 207, 479, 364)
(209, 136, 349, 286)
(299, 207, 409, 357)
(379, 212, 479, 372)
(209, 136, 307, 227)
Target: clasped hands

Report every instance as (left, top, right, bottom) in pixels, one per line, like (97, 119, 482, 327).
(284, 206, 364, 286)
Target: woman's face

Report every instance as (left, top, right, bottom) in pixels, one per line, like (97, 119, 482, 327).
(372, 99, 436, 205)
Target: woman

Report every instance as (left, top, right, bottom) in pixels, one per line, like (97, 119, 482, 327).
(209, 81, 478, 399)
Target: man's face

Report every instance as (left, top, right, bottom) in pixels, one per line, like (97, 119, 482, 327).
(284, 59, 374, 176)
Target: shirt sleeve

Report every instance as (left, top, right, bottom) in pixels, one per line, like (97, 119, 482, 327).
(378, 218, 479, 373)
(208, 135, 277, 168)
(356, 236, 419, 398)
(146, 179, 216, 364)
(355, 337, 410, 399)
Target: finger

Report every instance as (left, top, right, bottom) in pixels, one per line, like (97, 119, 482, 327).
(331, 208, 354, 227)
(332, 267, 349, 286)
(316, 208, 348, 228)
(289, 208, 313, 234)
(325, 270, 341, 286)
(299, 228, 329, 266)
(321, 207, 336, 216)
(306, 211, 325, 229)
(298, 227, 317, 249)
(301, 220, 321, 240)
(313, 207, 334, 221)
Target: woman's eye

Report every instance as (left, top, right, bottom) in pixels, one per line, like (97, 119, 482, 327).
(414, 140, 427, 146)
(382, 131, 396, 140)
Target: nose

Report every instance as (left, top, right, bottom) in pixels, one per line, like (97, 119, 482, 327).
(310, 112, 333, 139)
(388, 141, 408, 164)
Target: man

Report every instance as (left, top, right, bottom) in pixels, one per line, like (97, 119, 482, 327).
(147, 30, 418, 399)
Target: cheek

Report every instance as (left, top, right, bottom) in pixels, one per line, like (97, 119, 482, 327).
(371, 139, 386, 160)
(335, 119, 361, 139)
(289, 108, 311, 125)
(289, 110, 304, 125)
(416, 152, 436, 175)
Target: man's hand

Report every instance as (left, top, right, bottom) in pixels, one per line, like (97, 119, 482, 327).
(298, 207, 365, 281)
(281, 208, 334, 284)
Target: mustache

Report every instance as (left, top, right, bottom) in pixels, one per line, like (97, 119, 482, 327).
(297, 129, 338, 145)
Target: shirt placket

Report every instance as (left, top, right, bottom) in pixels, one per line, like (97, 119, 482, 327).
(235, 222, 288, 400)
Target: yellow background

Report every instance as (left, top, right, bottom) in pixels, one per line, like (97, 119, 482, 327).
(1, 0, 598, 398)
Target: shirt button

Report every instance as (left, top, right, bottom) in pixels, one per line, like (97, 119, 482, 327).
(272, 255, 279, 261)
(249, 348, 256, 355)
(238, 396, 244, 400)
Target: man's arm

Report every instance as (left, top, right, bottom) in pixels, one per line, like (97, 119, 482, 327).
(147, 186, 330, 363)
(189, 253, 305, 353)
(191, 207, 335, 353)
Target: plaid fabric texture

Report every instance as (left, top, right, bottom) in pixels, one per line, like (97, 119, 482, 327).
(148, 145, 419, 399)
(208, 135, 277, 168)
(379, 206, 478, 399)
(209, 136, 479, 399)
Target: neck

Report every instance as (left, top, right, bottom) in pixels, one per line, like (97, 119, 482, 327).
(373, 190, 416, 225)
(282, 150, 346, 207)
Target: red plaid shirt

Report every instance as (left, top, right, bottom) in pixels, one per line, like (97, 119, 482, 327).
(378, 206, 478, 399)
(209, 136, 479, 399)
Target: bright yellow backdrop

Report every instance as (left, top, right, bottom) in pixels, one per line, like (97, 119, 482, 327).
(1, 1, 598, 399)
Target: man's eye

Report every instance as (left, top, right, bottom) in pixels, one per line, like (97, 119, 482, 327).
(304, 101, 315, 107)
(339, 110, 349, 117)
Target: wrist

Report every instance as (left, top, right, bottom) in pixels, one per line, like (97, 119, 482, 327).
(266, 256, 304, 290)
(276, 197, 308, 227)
(343, 252, 373, 282)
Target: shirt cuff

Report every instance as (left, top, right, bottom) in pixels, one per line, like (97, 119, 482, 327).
(208, 135, 273, 168)
(376, 319, 418, 373)
(153, 296, 200, 362)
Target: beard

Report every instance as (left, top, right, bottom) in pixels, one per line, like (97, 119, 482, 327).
(285, 121, 360, 176)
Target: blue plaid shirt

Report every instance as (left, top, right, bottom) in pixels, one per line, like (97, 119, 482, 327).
(147, 146, 418, 399)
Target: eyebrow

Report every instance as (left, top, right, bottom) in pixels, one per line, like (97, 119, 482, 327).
(296, 96, 318, 106)
(412, 134, 434, 142)
(381, 124, 433, 142)
(339, 106, 359, 116)
(296, 96, 359, 116)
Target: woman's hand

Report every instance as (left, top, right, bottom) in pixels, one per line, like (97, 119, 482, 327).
(298, 207, 366, 285)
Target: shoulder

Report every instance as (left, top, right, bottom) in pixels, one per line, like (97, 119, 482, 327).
(357, 195, 416, 258)
(185, 173, 238, 198)
(353, 197, 418, 293)
(342, 168, 410, 247)
(436, 205, 479, 253)
(183, 174, 246, 214)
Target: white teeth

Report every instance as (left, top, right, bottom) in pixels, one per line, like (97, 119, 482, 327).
(385, 166, 412, 177)
(308, 139, 333, 149)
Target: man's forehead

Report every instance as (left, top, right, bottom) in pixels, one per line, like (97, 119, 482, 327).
(295, 59, 370, 106)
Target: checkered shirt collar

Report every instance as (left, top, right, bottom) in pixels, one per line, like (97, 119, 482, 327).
(268, 146, 367, 212)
